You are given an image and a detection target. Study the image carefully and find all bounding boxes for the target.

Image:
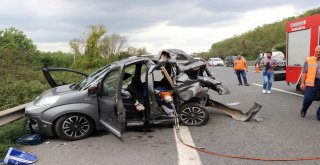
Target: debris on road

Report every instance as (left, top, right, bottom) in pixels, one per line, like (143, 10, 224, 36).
(55, 143, 67, 147)
(2, 147, 37, 165)
(15, 133, 44, 145)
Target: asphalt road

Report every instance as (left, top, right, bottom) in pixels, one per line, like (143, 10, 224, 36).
(21, 66, 320, 165)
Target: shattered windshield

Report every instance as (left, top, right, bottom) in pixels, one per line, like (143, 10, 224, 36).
(72, 65, 110, 91)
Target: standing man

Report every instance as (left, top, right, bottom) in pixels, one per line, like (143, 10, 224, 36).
(260, 51, 277, 94)
(234, 55, 249, 86)
(300, 46, 320, 119)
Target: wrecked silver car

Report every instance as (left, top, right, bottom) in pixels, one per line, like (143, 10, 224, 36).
(25, 50, 261, 141)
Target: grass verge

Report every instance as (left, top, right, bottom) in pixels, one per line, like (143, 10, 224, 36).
(0, 118, 28, 158)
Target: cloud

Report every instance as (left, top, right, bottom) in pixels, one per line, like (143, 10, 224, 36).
(0, 0, 318, 53)
(126, 5, 298, 54)
(35, 42, 71, 52)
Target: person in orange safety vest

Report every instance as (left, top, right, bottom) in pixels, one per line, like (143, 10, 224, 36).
(300, 46, 320, 120)
(233, 55, 249, 86)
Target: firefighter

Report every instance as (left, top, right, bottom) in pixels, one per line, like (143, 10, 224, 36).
(233, 55, 249, 86)
(300, 46, 320, 120)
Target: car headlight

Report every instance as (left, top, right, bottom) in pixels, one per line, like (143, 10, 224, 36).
(26, 95, 60, 111)
(35, 95, 60, 107)
(26, 96, 60, 111)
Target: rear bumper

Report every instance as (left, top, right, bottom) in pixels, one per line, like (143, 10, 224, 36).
(258, 66, 286, 70)
(275, 66, 286, 70)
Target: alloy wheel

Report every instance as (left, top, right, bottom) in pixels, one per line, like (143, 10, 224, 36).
(62, 116, 90, 138)
(179, 106, 207, 126)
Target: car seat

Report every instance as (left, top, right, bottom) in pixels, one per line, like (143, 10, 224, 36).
(127, 76, 145, 103)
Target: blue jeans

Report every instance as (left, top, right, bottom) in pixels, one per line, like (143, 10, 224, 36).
(235, 70, 247, 84)
(262, 72, 274, 90)
(301, 79, 320, 120)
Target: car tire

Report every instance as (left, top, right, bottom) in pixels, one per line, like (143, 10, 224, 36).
(55, 114, 94, 141)
(178, 103, 209, 126)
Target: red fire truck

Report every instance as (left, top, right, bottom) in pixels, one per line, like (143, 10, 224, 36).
(280, 14, 320, 90)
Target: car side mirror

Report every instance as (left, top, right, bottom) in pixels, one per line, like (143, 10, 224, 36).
(88, 85, 98, 97)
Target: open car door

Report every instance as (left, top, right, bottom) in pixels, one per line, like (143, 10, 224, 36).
(42, 67, 88, 88)
(98, 65, 126, 141)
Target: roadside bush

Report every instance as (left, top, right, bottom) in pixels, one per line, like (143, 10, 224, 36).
(0, 80, 48, 111)
(39, 51, 74, 68)
(0, 119, 28, 158)
(72, 55, 106, 69)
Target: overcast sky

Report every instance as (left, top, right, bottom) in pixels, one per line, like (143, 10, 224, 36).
(0, 0, 318, 54)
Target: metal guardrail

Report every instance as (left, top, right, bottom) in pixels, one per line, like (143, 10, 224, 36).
(0, 103, 28, 126)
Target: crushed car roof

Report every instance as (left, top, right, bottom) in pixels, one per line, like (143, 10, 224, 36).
(112, 56, 151, 65)
(155, 49, 197, 65)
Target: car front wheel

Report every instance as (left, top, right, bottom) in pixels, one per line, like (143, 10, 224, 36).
(54, 114, 94, 141)
(178, 103, 209, 126)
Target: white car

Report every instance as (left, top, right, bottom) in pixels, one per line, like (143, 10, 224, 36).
(208, 58, 224, 66)
(259, 51, 285, 60)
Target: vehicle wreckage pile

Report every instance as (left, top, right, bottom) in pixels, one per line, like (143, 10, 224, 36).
(156, 49, 262, 123)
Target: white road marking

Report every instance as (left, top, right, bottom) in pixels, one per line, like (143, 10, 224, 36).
(226, 102, 240, 106)
(251, 83, 304, 97)
(173, 126, 202, 165)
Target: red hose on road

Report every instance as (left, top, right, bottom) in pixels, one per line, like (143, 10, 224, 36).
(175, 127, 320, 161)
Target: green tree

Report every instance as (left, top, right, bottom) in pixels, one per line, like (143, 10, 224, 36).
(126, 46, 148, 56)
(137, 47, 147, 55)
(99, 34, 127, 57)
(85, 25, 106, 58)
(71, 25, 106, 69)
(0, 27, 38, 66)
(0, 27, 46, 110)
(71, 25, 131, 69)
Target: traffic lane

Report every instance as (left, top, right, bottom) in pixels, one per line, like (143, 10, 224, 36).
(215, 66, 318, 132)
(189, 66, 320, 165)
(21, 126, 179, 165)
(221, 66, 303, 100)
(247, 66, 301, 94)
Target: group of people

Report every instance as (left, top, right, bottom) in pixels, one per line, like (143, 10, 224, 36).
(232, 46, 320, 120)
(233, 52, 276, 93)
